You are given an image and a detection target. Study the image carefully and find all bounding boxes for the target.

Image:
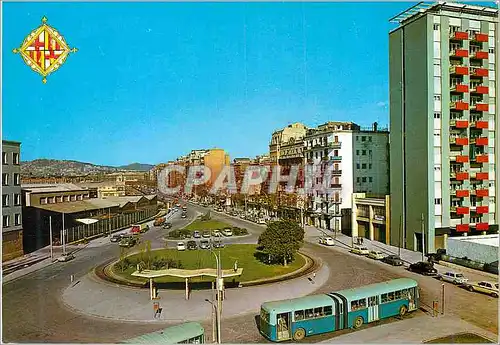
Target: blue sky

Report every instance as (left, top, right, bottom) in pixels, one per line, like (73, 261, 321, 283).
(2, 2, 493, 166)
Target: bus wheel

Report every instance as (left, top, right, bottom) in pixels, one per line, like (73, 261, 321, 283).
(293, 328, 306, 341)
(399, 305, 408, 317)
(353, 316, 364, 329)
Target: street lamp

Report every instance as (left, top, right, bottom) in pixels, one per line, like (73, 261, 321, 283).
(210, 250, 222, 344)
(205, 299, 217, 343)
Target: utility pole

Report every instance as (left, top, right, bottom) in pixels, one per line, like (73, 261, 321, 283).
(62, 212, 66, 255)
(49, 216, 53, 261)
(421, 213, 425, 262)
(211, 250, 222, 344)
(399, 215, 403, 257)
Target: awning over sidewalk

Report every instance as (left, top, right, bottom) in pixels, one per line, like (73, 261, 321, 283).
(131, 267, 243, 279)
(75, 218, 99, 225)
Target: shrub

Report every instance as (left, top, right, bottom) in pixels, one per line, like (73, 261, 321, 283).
(232, 227, 248, 236)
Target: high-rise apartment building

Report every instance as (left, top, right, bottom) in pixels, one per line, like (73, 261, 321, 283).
(2, 140, 24, 261)
(389, 2, 498, 253)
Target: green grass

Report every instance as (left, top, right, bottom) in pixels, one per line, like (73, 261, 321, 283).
(182, 219, 232, 231)
(112, 244, 305, 284)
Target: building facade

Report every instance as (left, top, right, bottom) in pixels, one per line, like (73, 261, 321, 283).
(351, 193, 391, 244)
(389, 2, 499, 253)
(2, 140, 23, 261)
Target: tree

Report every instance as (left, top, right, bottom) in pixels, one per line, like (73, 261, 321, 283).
(257, 219, 304, 266)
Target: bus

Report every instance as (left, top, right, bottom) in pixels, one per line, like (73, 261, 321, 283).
(123, 322, 205, 344)
(260, 278, 418, 342)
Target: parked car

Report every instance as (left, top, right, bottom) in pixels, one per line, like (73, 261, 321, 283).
(110, 234, 122, 242)
(57, 253, 75, 262)
(408, 261, 438, 276)
(187, 240, 197, 250)
(382, 255, 404, 266)
(119, 238, 135, 248)
(463, 281, 499, 297)
(200, 240, 210, 249)
(222, 228, 233, 237)
(212, 240, 225, 248)
(350, 246, 369, 255)
(212, 229, 221, 237)
(319, 236, 335, 246)
(163, 222, 172, 229)
(437, 271, 468, 285)
(181, 214, 187, 218)
(368, 250, 385, 260)
(177, 242, 186, 251)
(193, 231, 201, 238)
(202, 231, 211, 238)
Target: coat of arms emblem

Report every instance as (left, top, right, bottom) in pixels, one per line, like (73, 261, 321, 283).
(13, 16, 77, 83)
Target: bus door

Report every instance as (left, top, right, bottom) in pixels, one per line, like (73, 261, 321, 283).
(408, 287, 417, 311)
(367, 296, 379, 322)
(276, 312, 291, 341)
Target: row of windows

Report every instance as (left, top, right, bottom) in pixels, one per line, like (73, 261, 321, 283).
(40, 194, 89, 204)
(356, 136, 372, 142)
(294, 305, 333, 321)
(307, 150, 340, 160)
(356, 163, 373, 170)
(356, 177, 373, 183)
(3, 214, 22, 227)
(351, 288, 412, 311)
(2, 194, 21, 207)
(356, 150, 372, 156)
(2, 152, 20, 165)
(2, 173, 20, 186)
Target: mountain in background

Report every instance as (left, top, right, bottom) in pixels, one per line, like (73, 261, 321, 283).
(21, 159, 154, 177)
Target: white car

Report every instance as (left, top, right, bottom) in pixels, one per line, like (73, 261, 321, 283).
(222, 229, 233, 236)
(438, 271, 468, 285)
(258, 219, 266, 225)
(212, 229, 221, 237)
(57, 253, 75, 262)
(319, 237, 335, 246)
(177, 242, 186, 251)
(368, 250, 385, 260)
(350, 246, 369, 255)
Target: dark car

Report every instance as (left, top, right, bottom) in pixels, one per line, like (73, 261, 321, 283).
(409, 261, 438, 276)
(212, 240, 225, 249)
(110, 234, 121, 242)
(382, 255, 404, 266)
(163, 222, 172, 229)
(187, 240, 197, 250)
(193, 231, 201, 238)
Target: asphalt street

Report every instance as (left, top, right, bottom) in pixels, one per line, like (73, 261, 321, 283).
(2, 204, 498, 343)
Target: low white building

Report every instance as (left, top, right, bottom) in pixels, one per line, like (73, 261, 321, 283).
(446, 234, 499, 264)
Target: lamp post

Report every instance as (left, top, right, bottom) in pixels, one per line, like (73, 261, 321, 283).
(205, 298, 216, 343)
(62, 212, 66, 255)
(210, 250, 222, 344)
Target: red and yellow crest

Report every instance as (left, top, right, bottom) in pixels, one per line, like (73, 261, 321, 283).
(13, 16, 77, 83)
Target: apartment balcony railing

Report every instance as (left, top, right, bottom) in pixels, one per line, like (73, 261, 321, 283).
(450, 49, 469, 58)
(470, 50, 488, 59)
(330, 156, 342, 162)
(471, 85, 488, 94)
(471, 67, 488, 77)
(475, 223, 489, 231)
(470, 120, 489, 129)
(449, 101, 469, 111)
(470, 205, 489, 214)
(450, 119, 469, 128)
(450, 154, 469, 163)
(456, 224, 469, 232)
(449, 136, 468, 145)
(450, 171, 469, 180)
(472, 154, 489, 163)
(471, 188, 489, 197)
(331, 169, 342, 175)
(470, 137, 488, 146)
(451, 206, 469, 215)
(451, 84, 469, 93)
(328, 141, 341, 149)
(449, 66, 469, 75)
(470, 103, 489, 112)
(471, 33, 488, 42)
(451, 189, 470, 198)
(450, 31, 469, 40)
(471, 172, 489, 180)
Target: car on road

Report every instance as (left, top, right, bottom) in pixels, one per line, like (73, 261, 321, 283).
(212, 240, 225, 248)
(202, 231, 211, 238)
(350, 246, 369, 255)
(187, 240, 197, 250)
(222, 228, 233, 237)
(193, 231, 201, 238)
(181, 213, 187, 218)
(368, 250, 385, 260)
(177, 242, 186, 251)
(110, 234, 122, 242)
(200, 240, 210, 249)
(463, 281, 499, 297)
(57, 253, 75, 262)
(319, 236, 335, 246)
(437, 271, 468, 285)
(212, 229, 221, 237)
(119, 237, 136, 248)
(408, 261, 438, 276)
(257, 219, 267, 224)
(382, 255, 404, 266)
(163, 222, 172, 229)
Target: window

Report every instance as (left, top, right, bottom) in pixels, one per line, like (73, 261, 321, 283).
(14, 214, 21, 226)
(362, 136, 366, 142)
(435, 198, 441, 205)
(14, 194, 21, 206)
(388, 292, 395, 301)
(369, 164, 372, 169)
(434, 112, 441, 119)
(368, 296, 379, 307)
(305, 308, 314, 319)
(356, 150, 359, 156)
(57, 196, 63, 203)
(40, 197, 47, 205)
(70, 195, 76, 201)
(2, 152, 8, 164)
(395, 290, 402, 300)
(356, 177, 360, 183)
(489, 48, 495, 54)
(362, 150, 366, 155)
(362, 163, 367, 169)
(356, 137, 359, 141)
(13, 152, 19, 165)
(362, 177, 367, 183)
(2, 194, 9, 207)
(334, 135, 339, 143)
(48, 197, 55, 204)
(351, 298, 366, 311)
(314, 307, 324, 317)
(324, 305, 332, 316)
(369, 150, 372, 155)
(3, 215, 10, 227)
(261, 310, 270, 323)
(334, 150, 339, 157)
(63, 195, 70, 202)
(381, 293, 388, 303)
(14, 173, 20, 186)
(294, 310, 304, 321)
(433, 23, 439, 30)
(368, 137, 372, 142)
(2, 173, 9, 186)
(77, 194, 83, 201)
(356, 163, 360, 169)
(434, 95, 441, 101)
(369, 177, 373, 183)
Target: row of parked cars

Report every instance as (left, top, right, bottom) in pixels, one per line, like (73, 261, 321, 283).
(177, 239, 225, 251)
(191, 229, 234, 238)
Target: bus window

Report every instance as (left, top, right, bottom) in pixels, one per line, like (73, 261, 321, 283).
(351, 298, 366, 310)
(260, 309, 270, 323)
(395, 290, 401, 300)
(314, 307, 323, 317)
(294, 310, 304, 321)
(305, 309, 314, 319)
(324, 306, 333, 315)
(401, 288, 408, 297)
(388, 292, 395, 301)
(368, 296, 378, 307)
(381, 293, 388, 303)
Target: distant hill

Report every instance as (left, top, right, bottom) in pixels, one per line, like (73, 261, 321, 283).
(21, 159, 154, 177)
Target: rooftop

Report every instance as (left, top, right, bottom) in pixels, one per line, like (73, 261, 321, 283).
(34, 199, 120, 214)
(22, 183, 87, 193)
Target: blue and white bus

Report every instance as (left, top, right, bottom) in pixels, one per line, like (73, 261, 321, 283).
(260, 278, 419, 342)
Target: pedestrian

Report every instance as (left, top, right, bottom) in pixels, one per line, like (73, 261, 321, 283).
(313, 272, 316, 279)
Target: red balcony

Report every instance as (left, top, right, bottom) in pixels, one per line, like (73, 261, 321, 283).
(455, 189, 470, 198)
(476, 223, 489, 231)
(475, 189, 489, 197)
(450, 66, 469, 75)
(451, 137, 468, 145)
(471, 103, 488, 112)
(471, 120, 489, 129)
(454, 155, 469, 163)
(472, 33, 488, 42)
(455, 207, 469, 215)
(451, 84, 469, 93)
(451, 49, 469, 57)
(476, 206, 489, 214)
(471, 51, 488, 59)
(451, 31, 469, 40)
(471, 85, 488, 94)
(456, 224, 469, 232)
(471, 68, 488, 77)
(455, 172, 469, 180)
(475, 172, 489, 180)
(472, 137, 488, 146)
(475, 155, 489, 163)
(450, 102, 469, 111)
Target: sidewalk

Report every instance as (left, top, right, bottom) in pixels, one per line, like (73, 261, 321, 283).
(62, 259, 330, 322)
